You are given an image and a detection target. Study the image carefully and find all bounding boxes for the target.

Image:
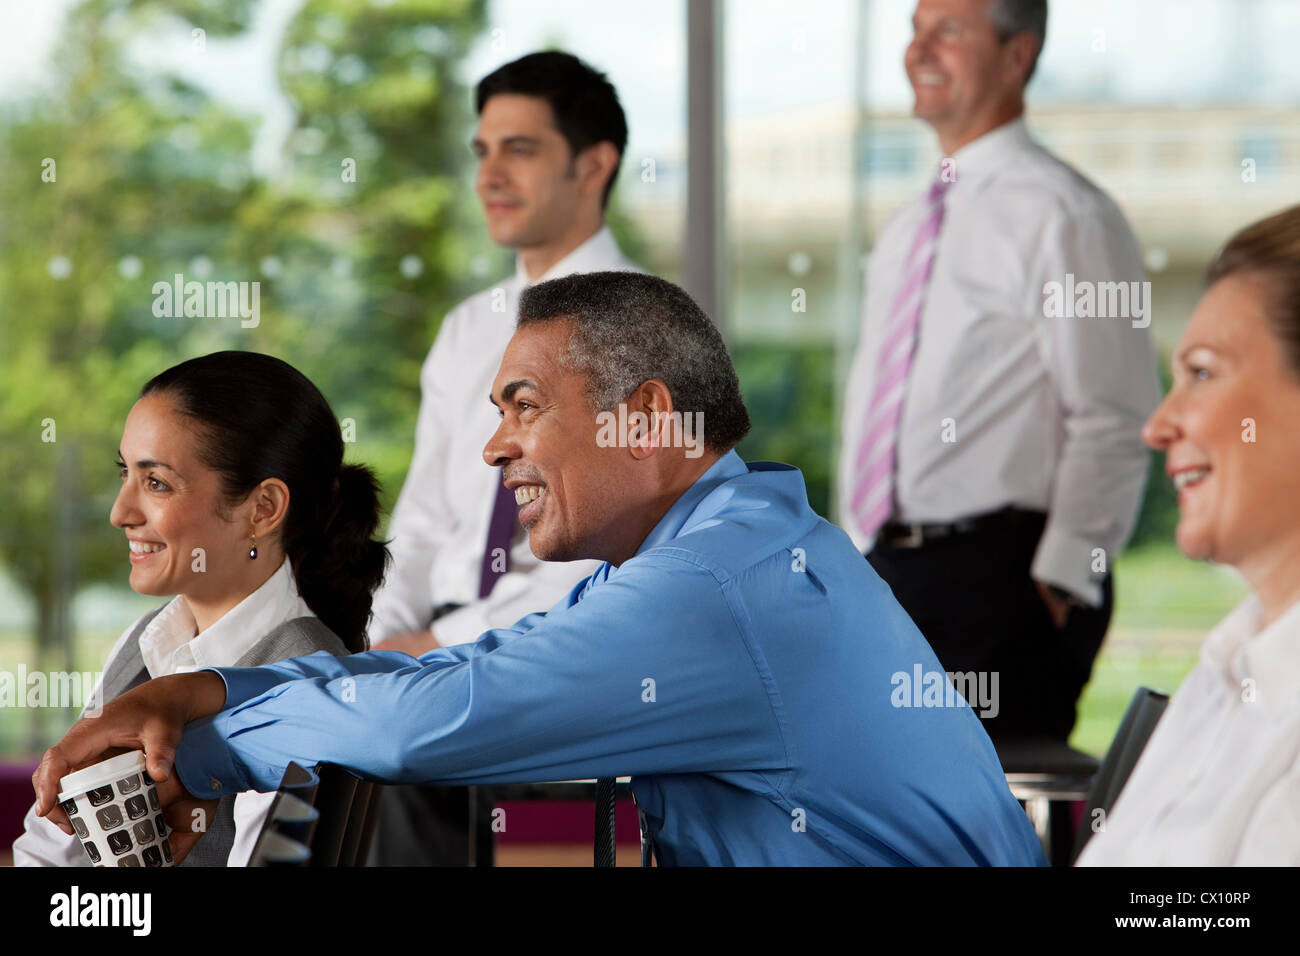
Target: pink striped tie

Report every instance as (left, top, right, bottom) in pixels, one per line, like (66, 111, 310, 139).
(851, 179, 949, 540)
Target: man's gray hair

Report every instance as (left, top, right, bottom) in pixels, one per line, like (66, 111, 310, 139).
(988, 0, 1047, 85)
(516, 271, 752, 453)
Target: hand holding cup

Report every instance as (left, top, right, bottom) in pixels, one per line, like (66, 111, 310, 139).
(33, 671, 228, 863)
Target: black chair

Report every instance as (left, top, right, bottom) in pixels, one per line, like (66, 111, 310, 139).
(1070, 686, 1169, 864)
(247, 762, 384, 867)
(247, 762, 320, 866)
(310, 763, 381, 867)
(994, 736, 1100, 865)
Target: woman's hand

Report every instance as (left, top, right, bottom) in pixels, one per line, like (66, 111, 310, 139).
(31, 671, 228, 840)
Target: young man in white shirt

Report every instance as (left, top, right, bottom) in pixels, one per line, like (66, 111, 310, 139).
(365, 50, 640, 863)
(839, 0, 1160, 740)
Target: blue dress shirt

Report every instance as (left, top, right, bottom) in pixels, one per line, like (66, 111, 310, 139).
(176, 451, 1045, 866)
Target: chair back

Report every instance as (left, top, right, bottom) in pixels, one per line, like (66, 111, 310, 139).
(248, 762, 383, 867)
(248, 762, 320, 866)
(1070, 686, 1169, 863)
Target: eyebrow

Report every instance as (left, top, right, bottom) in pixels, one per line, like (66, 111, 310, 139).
(117, 450, 182, 477)
(471, 135, 543, 151)
(1175, 343, 1221, 362)
(489, 378, 541, 408)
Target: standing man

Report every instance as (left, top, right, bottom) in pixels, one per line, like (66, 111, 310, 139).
(367, 51, 640, 862)
(839, 0, 1160, 741)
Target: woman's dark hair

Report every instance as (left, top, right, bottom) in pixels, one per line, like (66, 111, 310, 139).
(141, 351, 388, 652)
(1206, 204, 1300, 380)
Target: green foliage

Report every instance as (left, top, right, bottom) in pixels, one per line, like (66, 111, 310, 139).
(1126, 360, 1177, 550)
(0, 0, 487, 670)
(256, 0, 489, 516)
(733, 343, 835, 518)
(0, 2, 255, 662)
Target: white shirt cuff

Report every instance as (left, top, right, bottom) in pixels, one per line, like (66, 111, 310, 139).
(1031, 523, 1106, 607)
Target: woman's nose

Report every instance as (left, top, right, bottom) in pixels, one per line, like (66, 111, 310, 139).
(109, 482, 139, 529)
(1141, 393, 1179, 451)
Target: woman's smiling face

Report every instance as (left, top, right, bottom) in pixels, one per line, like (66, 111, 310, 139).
(1142, 273, 1300, 569)
(110, 394, 253, 603)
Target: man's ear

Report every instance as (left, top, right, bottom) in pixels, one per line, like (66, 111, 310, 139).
(578, 141, 620, 202)
(626, 379, 674, 462)
(248, 478, 291, 538)
(1003, 31, 1038, 89)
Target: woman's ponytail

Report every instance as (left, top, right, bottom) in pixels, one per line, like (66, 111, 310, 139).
(292, 463, 390, 653)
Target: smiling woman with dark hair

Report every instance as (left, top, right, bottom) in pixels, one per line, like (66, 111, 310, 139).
(1078, 205, 1300, 865)
(13, 351, 388, 867)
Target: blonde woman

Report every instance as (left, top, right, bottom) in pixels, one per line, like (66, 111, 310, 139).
(1079, 206, 1300, 865)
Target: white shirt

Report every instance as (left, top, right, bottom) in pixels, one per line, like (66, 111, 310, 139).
(1078, 593, 1300, 865)
(12, 558, 313, 867)
(369, 225, 641, 645)
(837, 117, 1161, 605)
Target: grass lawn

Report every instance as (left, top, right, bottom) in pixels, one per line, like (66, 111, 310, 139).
(1070, 545, 1248, 756)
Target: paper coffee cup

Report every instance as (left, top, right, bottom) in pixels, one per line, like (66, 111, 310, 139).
(58, 751, 174, 868)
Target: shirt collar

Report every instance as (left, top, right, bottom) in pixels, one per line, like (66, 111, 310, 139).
(1202, 592, 1300, 720)
(513, 224, 621, 288)
(137, 558, 312, 676)
(1242, 595, 1300, 719)
(632, 450, 750, 558)
(942, 115, 1033, 192)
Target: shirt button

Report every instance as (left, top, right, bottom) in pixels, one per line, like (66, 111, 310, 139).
(209, 778, 222, 792)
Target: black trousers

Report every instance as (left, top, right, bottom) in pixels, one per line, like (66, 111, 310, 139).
(866, 511, 1113, 741)
(366, 783, 495, 866)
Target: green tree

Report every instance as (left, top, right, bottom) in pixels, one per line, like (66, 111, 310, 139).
(0, 0, 489, 751)
(241, 0, 488, 506)
(0, 0, 259, 746)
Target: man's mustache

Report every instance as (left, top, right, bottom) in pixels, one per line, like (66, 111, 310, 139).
(503, 466, 544, 486)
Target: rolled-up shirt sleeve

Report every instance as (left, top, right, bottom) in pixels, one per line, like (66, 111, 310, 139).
(174, 556, 789, 799)
(1030, 199, 1161, 605)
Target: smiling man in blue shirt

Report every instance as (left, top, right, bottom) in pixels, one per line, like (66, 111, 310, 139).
(35, 271, 1043, 866)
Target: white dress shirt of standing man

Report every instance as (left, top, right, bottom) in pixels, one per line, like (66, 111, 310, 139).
(362, 51, 641, 866)
(370, 51, 641, 659)
(838, 0, 1161, 740)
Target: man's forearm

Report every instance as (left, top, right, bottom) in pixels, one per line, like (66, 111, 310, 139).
(170, 565, 788, 800)
(172, 648, 461, 796)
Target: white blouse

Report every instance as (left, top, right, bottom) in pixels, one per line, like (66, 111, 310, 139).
(12, 557, 314, 867)
(1078, 592, 1300, 865)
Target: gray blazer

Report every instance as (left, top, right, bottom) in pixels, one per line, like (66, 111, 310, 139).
(90, 605, 349, 866)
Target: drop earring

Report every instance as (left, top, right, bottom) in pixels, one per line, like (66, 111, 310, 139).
(248, 534, 258, 560)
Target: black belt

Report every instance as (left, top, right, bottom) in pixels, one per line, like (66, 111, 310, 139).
(430, 602, 465, 622)
(876, 506, 1045, 550)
